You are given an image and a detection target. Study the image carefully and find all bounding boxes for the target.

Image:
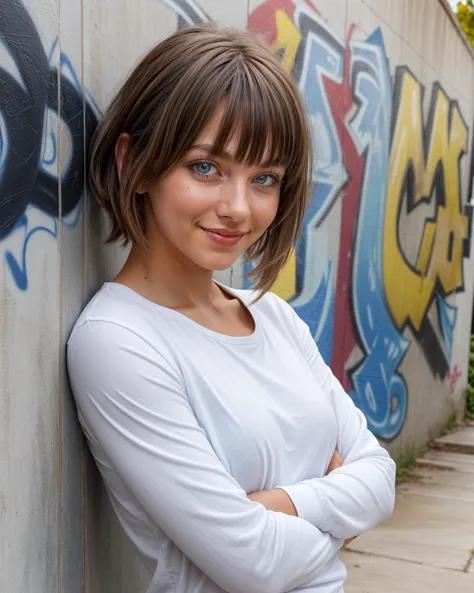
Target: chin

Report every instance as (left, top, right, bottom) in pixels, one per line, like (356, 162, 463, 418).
(211, 261, 238, 272)
(193, 252, 242, 273)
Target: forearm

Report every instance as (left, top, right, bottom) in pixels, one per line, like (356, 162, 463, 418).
(271, 299, 396, 540)
(319, 455, 396, 537)
(248, 488, 298, 516)
(249, 437, 395, 540)
(249, 488, 356, 546)
(281, 453, 396, 539)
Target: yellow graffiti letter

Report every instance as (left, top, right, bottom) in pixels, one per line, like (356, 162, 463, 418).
(384, 70, 469, 332)
(271, 9, 302, 73)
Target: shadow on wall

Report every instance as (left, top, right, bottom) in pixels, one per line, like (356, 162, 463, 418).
(1, 0, 473, 443)
(0, 0, 99, 291)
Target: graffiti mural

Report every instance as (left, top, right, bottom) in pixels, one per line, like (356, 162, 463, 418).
(161, 0, 473, 440)
(385, 71, 471, 376)
(0, 0, 98, 290)
(163, 0, 473, 440)
(248, 0, 472, 440)
(248, 0, 473, 440)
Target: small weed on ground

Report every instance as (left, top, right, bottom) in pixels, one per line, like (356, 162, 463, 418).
(446, 407, 458, 431)
(395, 446, 417, 485)
(466, 386, 474, 420)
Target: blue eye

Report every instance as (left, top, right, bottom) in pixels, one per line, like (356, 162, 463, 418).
(192, 162, 216, 176)
(254, 174, 276, 187)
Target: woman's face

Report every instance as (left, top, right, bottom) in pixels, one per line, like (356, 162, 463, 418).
(142, 108, 285, 272)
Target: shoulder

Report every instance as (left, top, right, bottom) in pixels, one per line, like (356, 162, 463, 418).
(252, 290, 306, 329)
(68, 284, 145, 355)
(67, 285, 184, 401)
(231, 286, 311, 345)
(67, 283, 177, 366)
(252, 291, 329, 375)
(70, 282, 149, 332)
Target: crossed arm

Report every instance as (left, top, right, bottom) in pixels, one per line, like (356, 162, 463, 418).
(67, 321, 346, 593)
(248, 450, 359, 547)
(67, 318, 395, 593)
(248, 318, 396, 546)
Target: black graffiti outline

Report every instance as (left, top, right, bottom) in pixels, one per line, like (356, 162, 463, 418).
(0, 0, 98, 240)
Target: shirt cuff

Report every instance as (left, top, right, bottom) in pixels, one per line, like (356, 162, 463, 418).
(278, 481, 327, 528)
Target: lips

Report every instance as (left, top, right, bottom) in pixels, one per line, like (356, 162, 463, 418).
(200, 226, 247, 247)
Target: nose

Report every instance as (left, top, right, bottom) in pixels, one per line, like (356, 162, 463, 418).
(216, 178, 251, 222)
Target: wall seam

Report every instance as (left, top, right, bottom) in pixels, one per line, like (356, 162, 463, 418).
(80, 0, 88, 591)
(56, 0, 64, 591)
(360, 0, 405, 39)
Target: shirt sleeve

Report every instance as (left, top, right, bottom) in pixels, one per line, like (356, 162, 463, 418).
(279, 311, 396, 540)
(67, 320, 344, 593)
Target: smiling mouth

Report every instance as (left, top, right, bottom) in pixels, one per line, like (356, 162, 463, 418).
(200, 227, 247, 247)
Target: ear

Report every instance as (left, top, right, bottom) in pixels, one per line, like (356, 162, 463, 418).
(115, 133, 131, 182)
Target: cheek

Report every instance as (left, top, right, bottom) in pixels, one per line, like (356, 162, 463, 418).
(252, 195, 280, 229)
(150, 175, 214, 222)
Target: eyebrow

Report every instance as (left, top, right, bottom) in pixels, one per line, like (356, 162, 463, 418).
(190, 143, 285, 168)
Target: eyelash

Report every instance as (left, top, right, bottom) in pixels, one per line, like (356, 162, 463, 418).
(188, 160, 282, 188)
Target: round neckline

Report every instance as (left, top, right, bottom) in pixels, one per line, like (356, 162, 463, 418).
(103, 281, 262, 345)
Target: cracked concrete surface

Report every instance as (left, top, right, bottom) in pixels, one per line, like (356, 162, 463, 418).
(342, 424, 474, 592)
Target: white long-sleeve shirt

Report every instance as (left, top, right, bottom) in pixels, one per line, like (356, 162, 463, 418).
(66, 282, 395, 593)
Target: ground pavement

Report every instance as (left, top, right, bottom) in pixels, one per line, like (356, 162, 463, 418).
(342, 422, 474, 593)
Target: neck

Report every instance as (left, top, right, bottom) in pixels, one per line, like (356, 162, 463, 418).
(116, 238, 220, 309)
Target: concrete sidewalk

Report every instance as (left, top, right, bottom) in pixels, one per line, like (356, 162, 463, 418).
(342, 423, 474, 593)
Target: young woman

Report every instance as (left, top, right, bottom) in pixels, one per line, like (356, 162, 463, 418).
(67, 24, 395, 593)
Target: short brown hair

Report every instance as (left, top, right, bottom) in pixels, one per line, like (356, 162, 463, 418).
(89, 24, 312, 295)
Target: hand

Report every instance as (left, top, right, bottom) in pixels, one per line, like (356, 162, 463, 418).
(343, 536, 357, 547)
(248, 488, 298, 516)
(326, 449, 344, 475)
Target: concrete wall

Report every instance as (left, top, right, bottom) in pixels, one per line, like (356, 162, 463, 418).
(1, 1, 473, 591)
